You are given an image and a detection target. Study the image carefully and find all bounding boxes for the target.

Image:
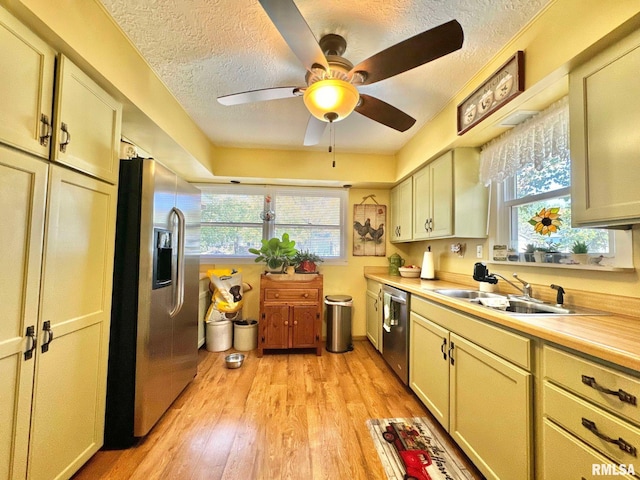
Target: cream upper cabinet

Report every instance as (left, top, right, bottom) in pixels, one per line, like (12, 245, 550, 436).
(0, 145, 47, 480)
(53, 55, 122, 184)
(409, 295, 532, 480)
(27, 165, 117, 480)
(0, 6, 56, 159)
(393, 148, 488, 243)
(413, 151, 453, 239)
(390, 177, 412, 242)
(570, 28, 640, 227)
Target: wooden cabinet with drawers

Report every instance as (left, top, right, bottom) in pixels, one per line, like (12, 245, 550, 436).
(258, 274, 323, 357)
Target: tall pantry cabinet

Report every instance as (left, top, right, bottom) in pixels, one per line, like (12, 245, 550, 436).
(0, 7, 122, 480)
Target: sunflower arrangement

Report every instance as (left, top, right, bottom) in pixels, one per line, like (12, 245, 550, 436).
(529, 207, 562, 236)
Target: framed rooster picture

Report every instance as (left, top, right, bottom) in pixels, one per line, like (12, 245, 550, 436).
(353, 201, 386, 256)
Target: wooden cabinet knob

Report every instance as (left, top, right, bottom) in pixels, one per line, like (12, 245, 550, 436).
(294, 321, 298, 326)
(303, 293, 309, 298)
(284, 321, 289, 326)
(274, 293, 280, 298)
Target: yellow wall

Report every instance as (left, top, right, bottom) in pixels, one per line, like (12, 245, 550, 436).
(211, 146, 395, 186)
(397, 0, 640, 180)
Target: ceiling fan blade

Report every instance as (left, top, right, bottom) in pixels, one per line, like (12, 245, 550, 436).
(355, 94, 416, 132)
(217, 86, 302, 106)
(303, 116, 327, 146)
(349, 20, 464, 86)
(259, 0, 329, 72)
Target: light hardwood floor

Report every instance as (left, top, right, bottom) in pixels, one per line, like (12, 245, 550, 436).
(73, 340, 483, 480)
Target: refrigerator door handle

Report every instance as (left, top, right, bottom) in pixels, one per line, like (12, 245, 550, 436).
(169, 207, 186, 317)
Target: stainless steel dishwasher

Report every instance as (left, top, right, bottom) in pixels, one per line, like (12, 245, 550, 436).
(382, 284, 410, 385)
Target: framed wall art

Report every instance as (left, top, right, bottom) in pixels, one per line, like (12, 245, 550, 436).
(457, 51, 524, 135)
(353, 195, 386, 257)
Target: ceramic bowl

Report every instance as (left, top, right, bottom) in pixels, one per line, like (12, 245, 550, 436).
(399, 267, 421, 278)
(225, 353, 245, 369)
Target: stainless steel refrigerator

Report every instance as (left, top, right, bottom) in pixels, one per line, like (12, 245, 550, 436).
(105, 158, 201, 448)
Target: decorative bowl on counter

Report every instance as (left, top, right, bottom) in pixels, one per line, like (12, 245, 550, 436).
(225, 353, 245, 369)
(399, 266, 421, 278)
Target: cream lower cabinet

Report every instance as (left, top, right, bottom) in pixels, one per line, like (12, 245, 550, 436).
(1, 145, 117, 480)
(365, 279, 382, 351)
(0, 145, 48, 480)
(542, 345, 640, 479)
(409, 296, 532, 479)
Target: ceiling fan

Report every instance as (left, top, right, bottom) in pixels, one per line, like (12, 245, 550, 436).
(217, 0, 464, 146)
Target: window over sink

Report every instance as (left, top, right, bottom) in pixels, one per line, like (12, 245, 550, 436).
(483, 97, 632, 269)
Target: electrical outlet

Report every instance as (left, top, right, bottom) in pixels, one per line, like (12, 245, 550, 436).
(476, 245, 483, 258)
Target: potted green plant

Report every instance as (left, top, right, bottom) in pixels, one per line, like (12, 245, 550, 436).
(248, 233, 298, 273)
(571, 240, 589, 264)
(293, 249, 323, 273)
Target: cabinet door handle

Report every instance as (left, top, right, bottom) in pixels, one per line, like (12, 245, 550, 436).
(424, 219, 429, 232)
(41, 321, 54, 353)
(59, 122, 71, 153)
(428, 218, 433, 232)
(581, 375, 637, 405)
(448, 341, 455, 365)
(303, 293, 309, 298)
(293, 320, 298, 326)
(284, 321, 289, 326)
(440, 338, 448, 360)
(581, 417, 637, 456)
(274, 293, 280, 298)
(39, 114, 52, 146)
(24, 325, 37, 360)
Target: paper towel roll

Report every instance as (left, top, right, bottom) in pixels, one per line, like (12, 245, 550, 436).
(420, 251, 435, 279)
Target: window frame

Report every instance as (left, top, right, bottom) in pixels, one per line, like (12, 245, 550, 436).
(197, 184, 348, 264)
(492, 180, 633, 269)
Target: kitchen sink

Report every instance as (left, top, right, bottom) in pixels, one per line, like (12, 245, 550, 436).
(431, 288, 607, 316)
(432, 289, 506, 300)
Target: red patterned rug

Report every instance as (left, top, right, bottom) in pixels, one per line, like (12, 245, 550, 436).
(367, 418, 474, 480)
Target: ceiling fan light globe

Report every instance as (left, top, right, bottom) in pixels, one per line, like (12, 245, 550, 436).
(303, 79, 359, 122)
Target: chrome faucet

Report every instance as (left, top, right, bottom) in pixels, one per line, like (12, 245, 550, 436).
(512, 273, 532, 299)
(488, 272, 534, 300)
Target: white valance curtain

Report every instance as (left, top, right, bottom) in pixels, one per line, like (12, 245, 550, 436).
(479, 96, 569, 186)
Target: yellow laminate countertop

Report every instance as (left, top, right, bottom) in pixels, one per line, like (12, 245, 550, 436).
(365, 272, 640, 373)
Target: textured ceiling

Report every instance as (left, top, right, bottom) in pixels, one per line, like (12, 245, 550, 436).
(100, 0, 549, 154)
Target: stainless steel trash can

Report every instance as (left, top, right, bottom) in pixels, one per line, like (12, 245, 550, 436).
(325, 295, 353, 353)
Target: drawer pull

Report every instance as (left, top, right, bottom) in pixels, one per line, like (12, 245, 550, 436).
(303, 293, 309, 298)
(581, 375, 637, 405)
(581, 417, 637, 457)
